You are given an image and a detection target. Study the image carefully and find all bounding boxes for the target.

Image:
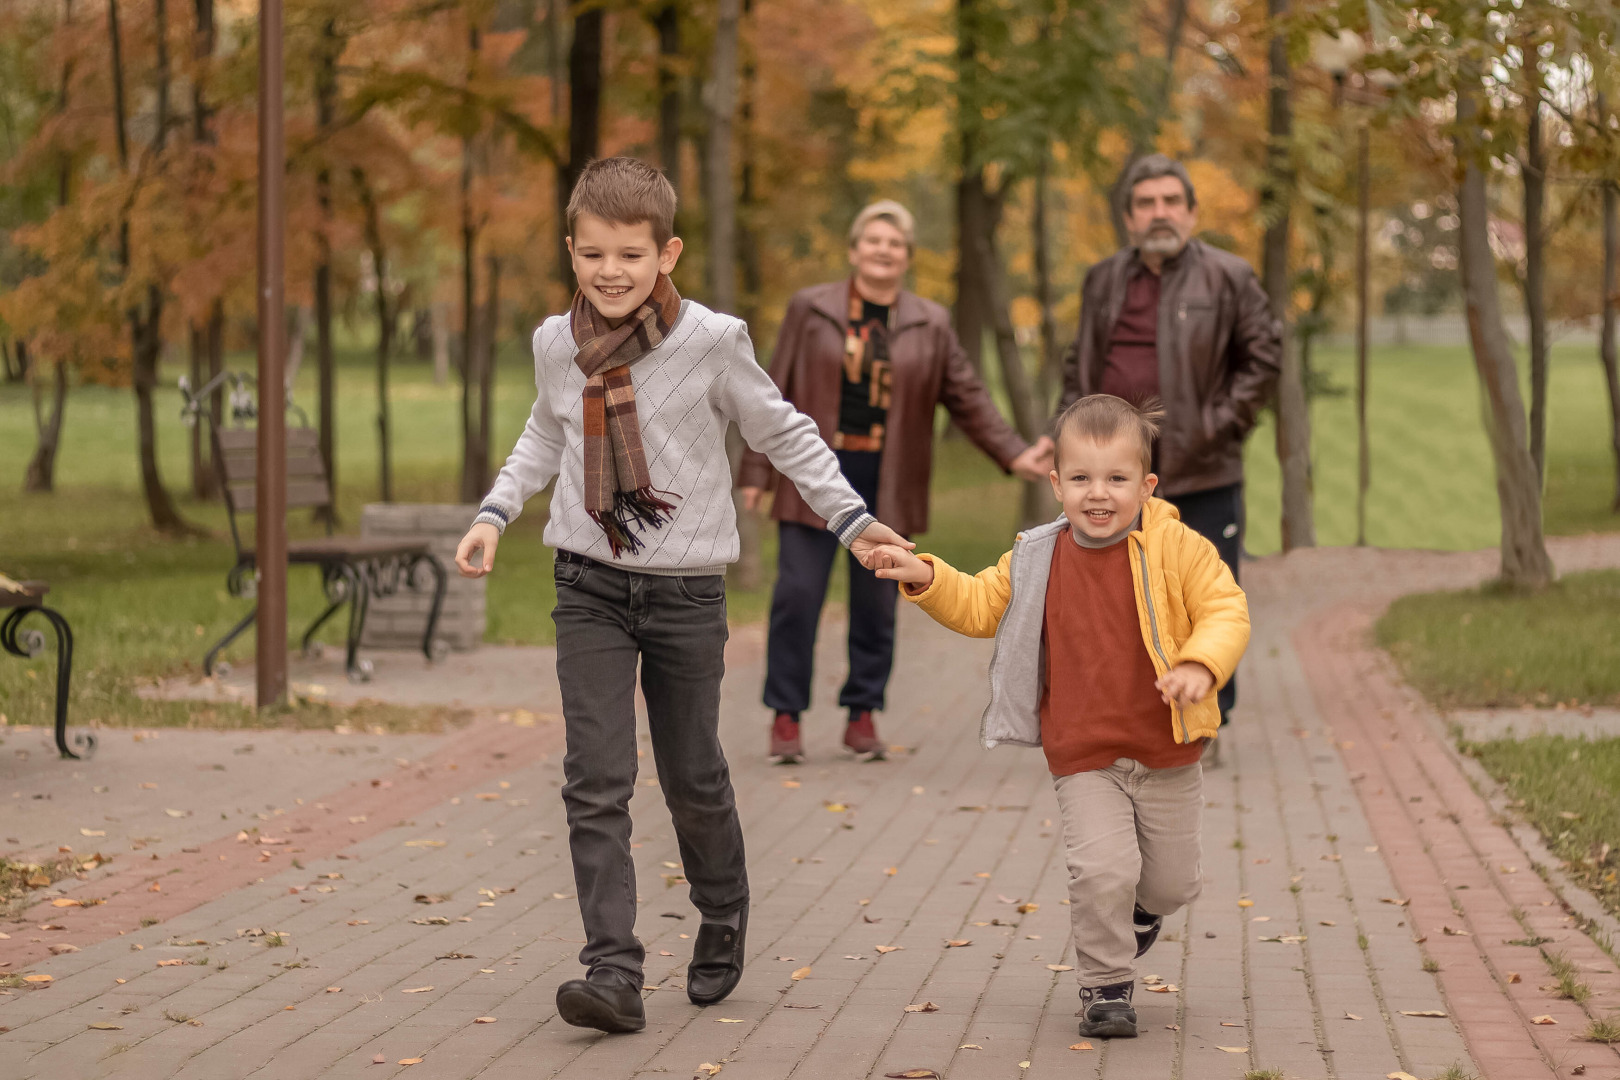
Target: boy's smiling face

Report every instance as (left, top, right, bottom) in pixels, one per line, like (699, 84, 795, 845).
(1050, 429, 1157, 540)
(567, 213, 683, 322)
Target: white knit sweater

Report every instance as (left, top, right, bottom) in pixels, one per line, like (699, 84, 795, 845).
(474, 299, 874, 575)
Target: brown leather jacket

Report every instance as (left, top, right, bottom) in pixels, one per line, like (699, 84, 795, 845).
(1059, 239, 1281, 497)
(739, 280, 1029, 536)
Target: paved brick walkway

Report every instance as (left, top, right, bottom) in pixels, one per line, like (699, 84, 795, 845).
(3, 537, 1619, 1079)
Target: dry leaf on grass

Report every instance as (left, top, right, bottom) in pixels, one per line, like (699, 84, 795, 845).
(791, 967, 811, 980)
(1069, 1041, 1094, 1051)
(1398, 1010, 1447, 1018)
(903, 1002, 940, 1013)
(1531, 1015, 1558, 1025)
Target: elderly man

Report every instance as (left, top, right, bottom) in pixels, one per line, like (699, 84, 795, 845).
(1054, 154, 1281, 729)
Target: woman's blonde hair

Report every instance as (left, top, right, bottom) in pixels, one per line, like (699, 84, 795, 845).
(848, 200, 916, 253)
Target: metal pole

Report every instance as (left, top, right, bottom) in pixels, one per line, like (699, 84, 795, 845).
(255, 0, 287, 708)
(1355, 121, 1370, 548)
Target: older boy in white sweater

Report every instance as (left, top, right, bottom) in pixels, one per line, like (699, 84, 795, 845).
(454, 158, 909, 1034)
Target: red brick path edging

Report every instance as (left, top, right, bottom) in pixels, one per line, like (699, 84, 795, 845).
(1299, 605, 1620, 1080)
(1, 717, 565, 975)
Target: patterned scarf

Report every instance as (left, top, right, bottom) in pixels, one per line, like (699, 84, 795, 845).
(570, 273, 684, 557)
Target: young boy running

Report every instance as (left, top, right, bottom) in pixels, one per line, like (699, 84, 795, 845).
(454, 158, 909, 1034)
(869, 394, 1249, 1039)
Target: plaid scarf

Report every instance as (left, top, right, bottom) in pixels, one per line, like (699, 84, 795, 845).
(570, 274, 684, 557)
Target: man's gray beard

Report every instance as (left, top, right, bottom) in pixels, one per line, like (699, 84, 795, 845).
(1137, 232, 1186, 257)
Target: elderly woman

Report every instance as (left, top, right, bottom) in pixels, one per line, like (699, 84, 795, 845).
(739, 201, 1051, 763)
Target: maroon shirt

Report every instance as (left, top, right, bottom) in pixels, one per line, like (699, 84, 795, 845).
(1100, 265, 1161, 405)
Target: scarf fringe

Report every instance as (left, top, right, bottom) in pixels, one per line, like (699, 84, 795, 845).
(589, 487, 681, 557)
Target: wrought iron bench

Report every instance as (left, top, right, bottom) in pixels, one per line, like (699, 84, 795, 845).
(188, 375, 448, 683)
(1, 580, 93, 759)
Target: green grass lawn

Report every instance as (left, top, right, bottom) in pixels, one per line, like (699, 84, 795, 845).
(1, 336, 1616, 732)
(1464, 734, 1620, 922)
(1376, 570, 1620, 709)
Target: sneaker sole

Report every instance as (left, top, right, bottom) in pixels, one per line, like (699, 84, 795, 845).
(556, 987, 646, 1033)
(1078, 1016, 1139, 1039)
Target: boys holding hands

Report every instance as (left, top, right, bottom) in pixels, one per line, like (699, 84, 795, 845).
(455, 158, 909, 1034)
(871, 394, 1249, 1039)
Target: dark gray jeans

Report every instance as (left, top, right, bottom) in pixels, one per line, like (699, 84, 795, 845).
(551, 552, 748, 981)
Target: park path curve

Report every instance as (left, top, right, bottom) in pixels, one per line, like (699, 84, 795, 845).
(1, 535, 1618, 1079)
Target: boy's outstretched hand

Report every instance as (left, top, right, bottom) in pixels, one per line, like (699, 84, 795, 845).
(850, 521, 915, 568)
(455, 523, 501, 578)
(1156, 661, 1215, 709)
(869, 544, 934, 589)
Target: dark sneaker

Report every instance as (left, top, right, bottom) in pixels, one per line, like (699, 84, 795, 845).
(1078, 980, 1137, 1039)
(556, 966, 646, 1033)
(1133, 904, 1163, 958)
(770, 712, 803, 763)
(844, 710, 885, 759)
(687, 904, 748, 1005)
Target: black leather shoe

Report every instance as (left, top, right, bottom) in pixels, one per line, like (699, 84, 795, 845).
(556, 966, 646, 1033)
(687, 905, 748, 1006)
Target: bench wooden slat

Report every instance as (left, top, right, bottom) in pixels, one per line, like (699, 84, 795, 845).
(227, 480, 332, 511)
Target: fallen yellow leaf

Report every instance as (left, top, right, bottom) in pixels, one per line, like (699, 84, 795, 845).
(1017, 902, 1039, 914)
(875, 945, 903, 954)
(1046, 964, 1074, 972)
(473, 1016, 497, 1024)
(1399, 1010, 1448, 1018)
(945, 939, 971, 948)
(1387, 1073, 1422, 1080)
(791, 966, 811, 981)
(50, 898, 80, 907)
(1531, 1015, 1558, 1025)
(157, 959, 185, 967)
(401, 986, 434, 994)
(23, 974, 52, 983)
(398, 1059, 423, 1066)
(1068, 1041, 1094, 1051)
(696, 1065, 723, 1078)
(1216, 1045, 1248, 1053)
(715, 1017, 744, 1023)
(903, 1001, 940, 1013)
(1238, 899, 1254, 908)
(88, 1022, 123, 1030)
(80, 829, 105, 837)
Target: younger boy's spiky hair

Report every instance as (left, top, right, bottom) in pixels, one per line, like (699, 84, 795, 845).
(1053, 394, 1165, 475)
(566, 157, 678, 248)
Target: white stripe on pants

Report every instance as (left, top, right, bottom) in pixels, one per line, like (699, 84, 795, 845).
(1052, 757, 1204, 988)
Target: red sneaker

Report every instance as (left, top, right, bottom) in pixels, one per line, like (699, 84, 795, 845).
(844, 711, 886, 759)
(770, 712, 803, 763)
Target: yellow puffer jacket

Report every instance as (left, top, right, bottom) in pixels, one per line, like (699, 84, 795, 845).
(902, 497, 1250, 748)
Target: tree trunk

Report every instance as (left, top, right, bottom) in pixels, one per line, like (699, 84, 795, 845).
(954, 0, 988, 382)
(556, 6, 602, 274)
(1455, 80, 1553, 589)
(1032, 155, 1059, 414)
(133, 287, 189, 532)
(24, 349, 66, 493)
(313, 17, 338, 522)
(204, 296, 222, 497)
(432, 301, 451, 385)
(480, 252, 500, 501)
(969, 188, 1046, 526)
(738, 0, 761, 328)
(704, 0, 759, 588)
(655, 4, 681, 195)
(1602, 176, 1620, 511)
(460, 23, 487, 504)
(189, 321, 208, 496)
(1522, 94, 1548, 488)
(1262, 0, 1314, 552)
(355, 168, 393, 503)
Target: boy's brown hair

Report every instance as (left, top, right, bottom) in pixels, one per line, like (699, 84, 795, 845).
(566, 157, 678, 248)
(1053, 394, 1164, 474)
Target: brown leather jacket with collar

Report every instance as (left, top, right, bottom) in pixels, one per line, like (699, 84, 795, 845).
(739, 280, 1029, 536)
(1058, 238, 1282, 497)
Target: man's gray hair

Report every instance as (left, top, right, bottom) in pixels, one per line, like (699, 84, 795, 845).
(1119, 154, 1198, 212)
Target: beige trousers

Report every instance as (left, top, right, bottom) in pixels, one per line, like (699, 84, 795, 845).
(1052, 757, 1203, 987)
